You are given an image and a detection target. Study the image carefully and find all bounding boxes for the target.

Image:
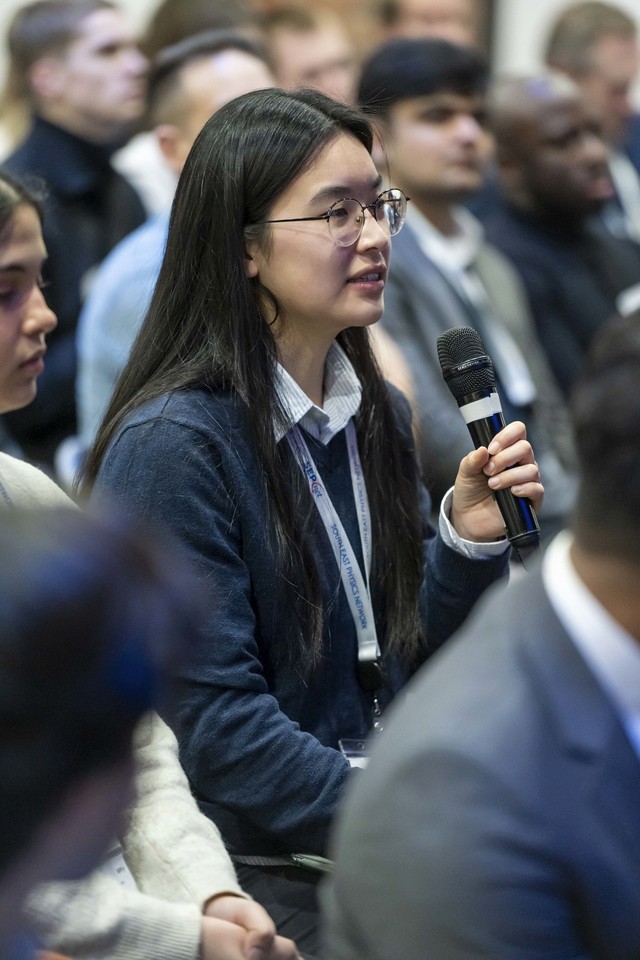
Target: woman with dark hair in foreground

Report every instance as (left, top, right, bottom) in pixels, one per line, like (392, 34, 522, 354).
(85, 87, 543, 951)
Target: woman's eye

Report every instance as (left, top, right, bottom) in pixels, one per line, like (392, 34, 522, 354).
(328, 206, 350, 220)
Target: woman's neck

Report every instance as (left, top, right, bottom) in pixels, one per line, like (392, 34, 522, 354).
(277, 333, 333, 408)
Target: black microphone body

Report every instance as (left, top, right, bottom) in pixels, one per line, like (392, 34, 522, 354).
(437, 331, 540, 551)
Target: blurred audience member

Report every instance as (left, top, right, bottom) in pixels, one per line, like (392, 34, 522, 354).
(544, 1, 640, 243)
(115, 0, 260, 212)
(376, 0, 479, 45)
(77, 30, 274, 450)
(258, 6, 358, 103)
(0, 0, 148, 470)
(484, 73, 640, 397)
(0, 504, 195, 960)
(323, 310, 640, 960)
(361, 39, 576, 533)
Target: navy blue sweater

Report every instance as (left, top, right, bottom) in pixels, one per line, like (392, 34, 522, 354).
(94, 386, 508, 856)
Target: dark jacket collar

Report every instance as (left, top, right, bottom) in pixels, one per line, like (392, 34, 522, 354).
(13, 116, 117, 196)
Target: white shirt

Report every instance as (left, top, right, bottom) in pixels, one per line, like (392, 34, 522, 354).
(543, 531, 640, 758)
(274, 341, 361, 445)
(275, 341, 508, 559)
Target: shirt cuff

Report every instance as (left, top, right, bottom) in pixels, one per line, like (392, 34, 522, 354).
(439, 487, 510, 559)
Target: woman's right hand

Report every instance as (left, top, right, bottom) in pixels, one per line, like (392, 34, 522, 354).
(200, 915, 300, 960)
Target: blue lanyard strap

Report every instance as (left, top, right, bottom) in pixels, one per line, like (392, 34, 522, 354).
(287, 420, 380, 666)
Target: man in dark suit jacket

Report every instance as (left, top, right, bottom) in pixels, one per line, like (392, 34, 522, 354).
(358, 38, 577, 536)
(322, 310, 640, 960)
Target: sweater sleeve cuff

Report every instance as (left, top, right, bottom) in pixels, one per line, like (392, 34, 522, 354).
(28, 878, 204, 960)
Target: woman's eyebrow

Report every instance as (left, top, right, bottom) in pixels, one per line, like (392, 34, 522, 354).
(0, 254, 47, 275)
(309, 174, 383, 207)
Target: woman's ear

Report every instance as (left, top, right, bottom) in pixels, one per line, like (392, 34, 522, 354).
(244, 253, 259, 279)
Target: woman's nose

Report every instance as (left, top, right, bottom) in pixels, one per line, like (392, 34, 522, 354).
(23, 285, 57, 337)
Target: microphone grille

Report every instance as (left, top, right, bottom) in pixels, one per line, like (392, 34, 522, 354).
(437, 326, 496, 401)
(436, 326, 486, 368)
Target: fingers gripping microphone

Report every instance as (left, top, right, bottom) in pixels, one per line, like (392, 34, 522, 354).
(437, 325, 540, 551)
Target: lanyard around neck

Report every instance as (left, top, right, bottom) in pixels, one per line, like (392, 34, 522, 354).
(287, 420, 381, 669)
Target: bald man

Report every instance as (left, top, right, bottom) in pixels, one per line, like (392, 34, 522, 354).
(482, 73, 640, 396)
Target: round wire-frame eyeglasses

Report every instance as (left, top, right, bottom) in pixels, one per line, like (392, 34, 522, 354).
(250, 188, 410, 247)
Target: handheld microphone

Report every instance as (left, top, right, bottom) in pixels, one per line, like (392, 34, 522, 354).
(437, 325, 540, 551)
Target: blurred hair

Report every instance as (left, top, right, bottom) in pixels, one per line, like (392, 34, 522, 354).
(141, 0, 254, 60)
(373, 0, 477, 40)
(570, 311, 640, 561)
(358, 37, 487, 117)
(84, 87, 424, 670)
(545, 1, 636, 76)
(0, 168, 44, 238)
(258, 5, 331, 35)
(146, 28, 270, 129)
(0, 505, 199, 873)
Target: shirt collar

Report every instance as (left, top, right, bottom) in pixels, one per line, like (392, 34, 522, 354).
(274, 341, 362, 445)
(543, 531, 640, 742)
(406, 203, 484, 274)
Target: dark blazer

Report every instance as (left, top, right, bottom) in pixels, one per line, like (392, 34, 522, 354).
(623, 113, 640, 174)
(484, 202, 640, 397)
(324, 560, 640, 960)
(381, 222, 577, 532)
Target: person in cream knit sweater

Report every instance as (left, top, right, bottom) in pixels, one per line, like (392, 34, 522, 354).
(0, 168, 298, 960)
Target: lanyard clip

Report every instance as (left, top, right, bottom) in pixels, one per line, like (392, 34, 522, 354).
(357, 657, 386, 692)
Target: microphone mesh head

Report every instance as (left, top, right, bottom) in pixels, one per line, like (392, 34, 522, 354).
(436, 326, 496, 401)
(437, 326, 486, 367)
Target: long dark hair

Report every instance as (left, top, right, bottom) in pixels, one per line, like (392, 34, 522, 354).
(83, 87, 424, 668)
(0, 168, 43, 237)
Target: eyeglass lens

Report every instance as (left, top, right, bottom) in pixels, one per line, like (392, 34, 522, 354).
(328, 190, 407, 246)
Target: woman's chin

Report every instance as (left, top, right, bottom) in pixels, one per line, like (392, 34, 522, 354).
(1, 385, 37, 415)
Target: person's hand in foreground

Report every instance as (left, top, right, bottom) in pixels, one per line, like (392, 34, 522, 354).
(203, 895, 300, 960)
